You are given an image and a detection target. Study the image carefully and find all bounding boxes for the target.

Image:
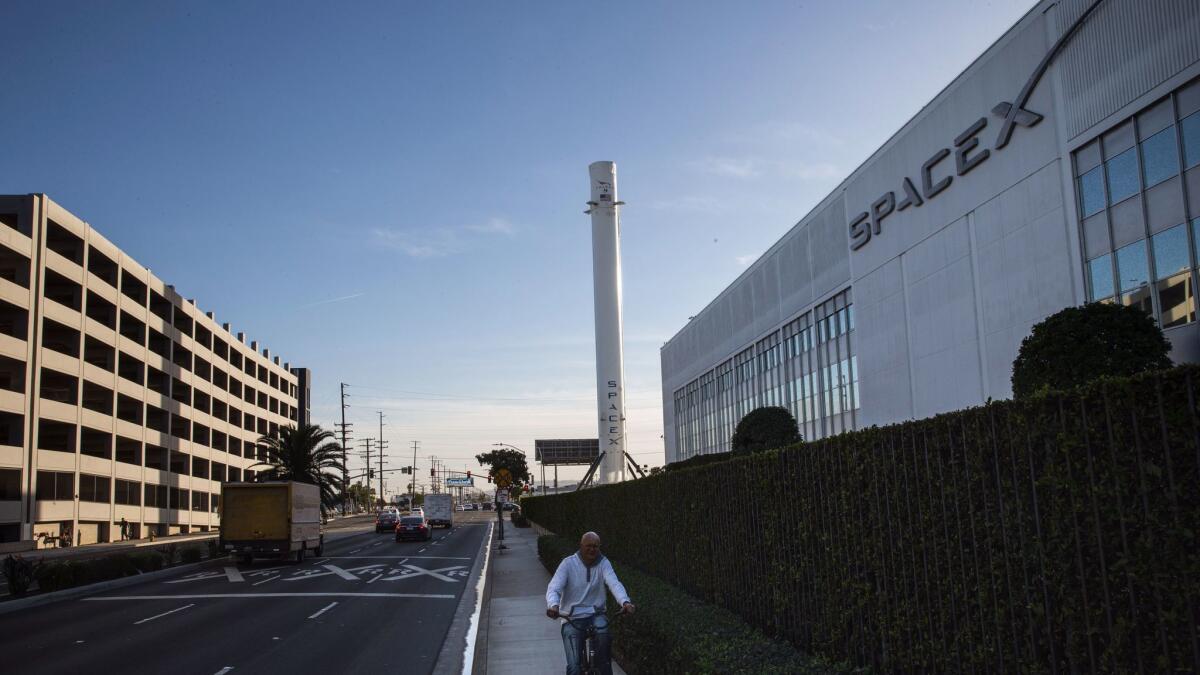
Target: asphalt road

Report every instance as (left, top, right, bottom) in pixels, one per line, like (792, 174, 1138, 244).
(0, 512, 493, 675)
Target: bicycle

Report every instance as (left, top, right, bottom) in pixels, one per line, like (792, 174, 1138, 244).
(549, 607, 627, 675)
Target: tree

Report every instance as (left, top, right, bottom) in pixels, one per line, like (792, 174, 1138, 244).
(347, 482, 374, 512)
(253, 424, 346, 514)
(1011, 303, 1172, 398)
(730, 406, 802, 453)
(474, 448, 532, 491)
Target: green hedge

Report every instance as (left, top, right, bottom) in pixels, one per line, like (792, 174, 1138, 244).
(525, 366, 1200, 673)
(32, 544, 201, 594)
(538, 534, 853, 674)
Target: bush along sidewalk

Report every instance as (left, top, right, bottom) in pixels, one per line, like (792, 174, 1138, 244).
(537, 534, 862, 675)
(2, 542, 220, 598)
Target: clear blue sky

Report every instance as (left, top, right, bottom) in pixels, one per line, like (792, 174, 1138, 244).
(0, 0, 1034, 491)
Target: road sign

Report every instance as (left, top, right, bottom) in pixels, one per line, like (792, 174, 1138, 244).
(494, 468, 513, 488)
(446, 477, 474, 487)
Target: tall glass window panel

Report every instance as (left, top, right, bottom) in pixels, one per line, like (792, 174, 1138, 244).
(1183, 112, 1200, 169)
(1192, 218, 1200, 270)
(1116, 240, 1153, 315)
(1153, 224, 1194, 327)
(1078, 165, 1106, 217)
(1087, 254, 1115, 301)
(850, 355, 860, 410)
(1141, 126, 1180, 188)
(1106, 148, 1140, 204)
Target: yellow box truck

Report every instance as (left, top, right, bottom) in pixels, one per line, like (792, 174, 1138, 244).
(219, 481, 324, 563)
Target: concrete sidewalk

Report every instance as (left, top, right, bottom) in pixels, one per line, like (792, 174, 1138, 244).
(481, 522, 626, 675)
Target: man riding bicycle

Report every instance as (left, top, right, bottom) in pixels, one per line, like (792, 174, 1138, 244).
(546, 531, 635, 675)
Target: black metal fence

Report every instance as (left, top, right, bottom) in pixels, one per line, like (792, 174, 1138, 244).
(524, 366, 1200, 673)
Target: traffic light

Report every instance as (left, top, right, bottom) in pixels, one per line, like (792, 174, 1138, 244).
(486, 473, 492, 483)
(467, 471, 472, 479)
(369, 469, 375, 479)
(430, 467, 435, 478)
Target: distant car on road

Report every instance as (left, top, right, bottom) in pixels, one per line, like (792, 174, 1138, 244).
(501, 502, 519, 511)
(463, 503, 477, 511)
(375, 510, 399, 533)
(395, 515, 432, 542)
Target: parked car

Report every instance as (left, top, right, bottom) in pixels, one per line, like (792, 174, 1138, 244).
(501, 502, 519, 511)
(395, 515, 432, 542)
(482, 502, 494, 511)
(375, 510, 399, 533)
(464, 503, 477, 511)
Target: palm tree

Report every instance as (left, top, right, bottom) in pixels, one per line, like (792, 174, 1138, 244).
(253, 424, 345, 514)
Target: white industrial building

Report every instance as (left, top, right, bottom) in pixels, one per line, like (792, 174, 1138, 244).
(661, 0, 1200, 463)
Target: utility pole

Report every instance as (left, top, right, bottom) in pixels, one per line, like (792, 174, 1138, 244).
(411, 441, 420, 497)
(378, 411, 387, 506)
(335, 383, 352, 515)
(361, 438, 374, 507)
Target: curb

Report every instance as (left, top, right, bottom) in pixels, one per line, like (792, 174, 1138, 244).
(0, 557, 221, 616)
(432, 520, 494, 675)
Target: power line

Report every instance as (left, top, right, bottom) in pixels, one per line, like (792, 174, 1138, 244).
(346, 383, 660, 403)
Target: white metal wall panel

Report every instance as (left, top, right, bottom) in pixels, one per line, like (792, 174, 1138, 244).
(1059, 0, 1200, 140)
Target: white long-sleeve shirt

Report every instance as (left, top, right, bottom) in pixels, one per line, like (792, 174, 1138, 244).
(545, 553, 631, 619)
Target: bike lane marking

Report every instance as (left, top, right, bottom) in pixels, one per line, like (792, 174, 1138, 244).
(381, 564, 467, 583)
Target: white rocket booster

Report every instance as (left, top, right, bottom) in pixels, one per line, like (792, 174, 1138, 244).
(587, 161, 627, 485)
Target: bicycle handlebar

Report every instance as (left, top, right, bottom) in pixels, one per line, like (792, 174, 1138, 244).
(549, 607, 629, 626)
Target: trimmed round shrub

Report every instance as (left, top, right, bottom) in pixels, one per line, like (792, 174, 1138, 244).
(1011, 302, 1171, 398)
(730, 406, 801, 453)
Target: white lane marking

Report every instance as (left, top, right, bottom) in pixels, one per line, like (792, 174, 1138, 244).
(348, 548, 363, 554)
(307, 601, 338, 619)
(251, 576, 280, 587)
(224, 567, 245, 583)
(417, 548, 426, 553)
(85, 593, 455, 600)
(133, 603, 195, 625)
(75, 640, 84, 644)
(320, 556, 470, 560)
(461, 521, 495, 675)
(322, 564, 362, 581)
(214, 668, 234, 675)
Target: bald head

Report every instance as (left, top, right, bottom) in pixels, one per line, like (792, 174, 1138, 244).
(579, 531, 601, 565)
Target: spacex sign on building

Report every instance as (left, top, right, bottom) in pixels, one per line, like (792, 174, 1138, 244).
(661, 0, 1200, 465)
(850, 0, 1106, 251)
